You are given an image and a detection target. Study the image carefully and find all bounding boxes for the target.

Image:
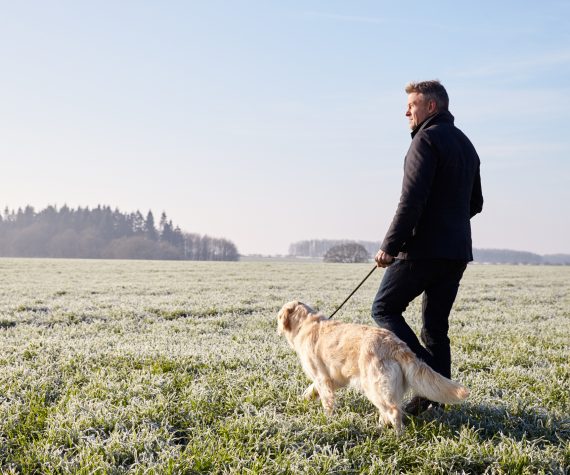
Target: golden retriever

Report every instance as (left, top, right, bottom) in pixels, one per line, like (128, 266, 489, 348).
(277, 300, 469, 434)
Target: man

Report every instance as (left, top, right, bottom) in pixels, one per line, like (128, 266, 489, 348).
(372, 80, 483, 416)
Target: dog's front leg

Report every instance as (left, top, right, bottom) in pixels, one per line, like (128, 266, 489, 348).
(314, 379, 335, 416)
(302, 383, 319, 400)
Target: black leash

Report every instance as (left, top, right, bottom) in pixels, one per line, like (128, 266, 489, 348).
(327, 265, 378, 319)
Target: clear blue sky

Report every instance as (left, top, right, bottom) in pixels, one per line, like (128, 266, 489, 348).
(2, 1, 569, 255)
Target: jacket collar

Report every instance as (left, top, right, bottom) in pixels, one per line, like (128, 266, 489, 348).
(411, 110, 455, 138)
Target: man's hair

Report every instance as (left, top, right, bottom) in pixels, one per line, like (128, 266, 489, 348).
(405, 80, 449, 111)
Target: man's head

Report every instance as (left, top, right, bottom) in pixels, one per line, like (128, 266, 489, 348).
(405, 80, 449, 130)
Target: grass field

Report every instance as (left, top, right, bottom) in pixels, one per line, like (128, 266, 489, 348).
(0, 258, 568, 474)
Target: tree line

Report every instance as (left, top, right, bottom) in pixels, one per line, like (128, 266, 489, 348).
(0, 205, 239, 261)
(289, 239, 570, 265)
(289, 239, 380, 259)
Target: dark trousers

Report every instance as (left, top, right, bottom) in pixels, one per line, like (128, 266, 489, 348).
(371, 259, 467, 379)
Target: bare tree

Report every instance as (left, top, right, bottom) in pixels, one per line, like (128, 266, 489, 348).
(323, 243, 370, 263)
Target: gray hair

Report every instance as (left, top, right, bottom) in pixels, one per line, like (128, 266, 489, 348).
(405, 80, 449, 111)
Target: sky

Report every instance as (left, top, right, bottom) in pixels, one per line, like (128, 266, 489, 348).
(1, 1, 569, 256)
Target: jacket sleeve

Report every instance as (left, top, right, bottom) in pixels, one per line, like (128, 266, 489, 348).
(381, 133, 437, 256)
(470, 161, 483, 218)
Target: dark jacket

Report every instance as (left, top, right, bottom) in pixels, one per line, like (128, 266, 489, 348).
(381, 110, 483, 261)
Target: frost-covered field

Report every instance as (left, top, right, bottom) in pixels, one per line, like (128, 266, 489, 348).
(0, 258, 568, 474)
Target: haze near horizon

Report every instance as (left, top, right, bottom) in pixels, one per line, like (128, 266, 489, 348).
(2, 1, 569, 256)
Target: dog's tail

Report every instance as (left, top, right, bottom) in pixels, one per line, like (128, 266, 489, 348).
(394, 345, 469, 404)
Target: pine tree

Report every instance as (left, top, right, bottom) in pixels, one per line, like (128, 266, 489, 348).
(145, 211, 158, 241)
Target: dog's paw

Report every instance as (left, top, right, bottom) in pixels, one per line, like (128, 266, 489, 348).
(322, 402, 335, 417)
(302, 384, 319, 400)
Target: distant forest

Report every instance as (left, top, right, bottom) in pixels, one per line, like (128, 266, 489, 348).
(289, 239, 570, 265)
(0, 205, 239, 261)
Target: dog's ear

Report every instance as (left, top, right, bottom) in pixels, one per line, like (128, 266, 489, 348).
(279, 300, 299, 332)
(282, 301, 298, 331)
(281, 308, 291, 331)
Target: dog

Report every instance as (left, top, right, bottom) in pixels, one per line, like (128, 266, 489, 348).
(277, 300, 469, 434)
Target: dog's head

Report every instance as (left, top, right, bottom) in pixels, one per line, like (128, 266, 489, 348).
(277, 300, 319, 336)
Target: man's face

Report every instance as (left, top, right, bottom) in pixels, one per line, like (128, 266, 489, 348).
(406, 92, 435, 130)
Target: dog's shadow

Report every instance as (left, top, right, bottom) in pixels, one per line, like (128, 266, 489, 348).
(413, 402, 569, 444)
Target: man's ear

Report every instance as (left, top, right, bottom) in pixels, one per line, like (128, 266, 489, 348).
(427, 99, 437, 114)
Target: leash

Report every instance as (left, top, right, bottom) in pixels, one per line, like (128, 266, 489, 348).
(327, 265, 378, 319)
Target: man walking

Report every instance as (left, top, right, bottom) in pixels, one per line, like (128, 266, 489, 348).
(372, 80, 483, 415)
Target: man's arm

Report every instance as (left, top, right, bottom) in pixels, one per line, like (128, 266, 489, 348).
(470, 161, 483, 217)
(380, 133, 437, 257)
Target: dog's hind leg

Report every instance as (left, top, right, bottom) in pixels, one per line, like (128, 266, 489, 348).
(362, 361, 405, 435)
(375, 397, 404, 435)
(365, 389, 404, 435)
(361, 383, 402, 433)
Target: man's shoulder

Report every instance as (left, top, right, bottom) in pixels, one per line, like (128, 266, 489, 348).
(421, 118, 462, 141)
(418, 119, 479, 161)
(411, 122, 453, 146)
(414, 113, 454, 137)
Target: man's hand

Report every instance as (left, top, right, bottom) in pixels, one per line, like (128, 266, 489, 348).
(375, 249, 395, 268)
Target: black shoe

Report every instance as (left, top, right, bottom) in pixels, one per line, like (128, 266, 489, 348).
(404, 396, 443, 416)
